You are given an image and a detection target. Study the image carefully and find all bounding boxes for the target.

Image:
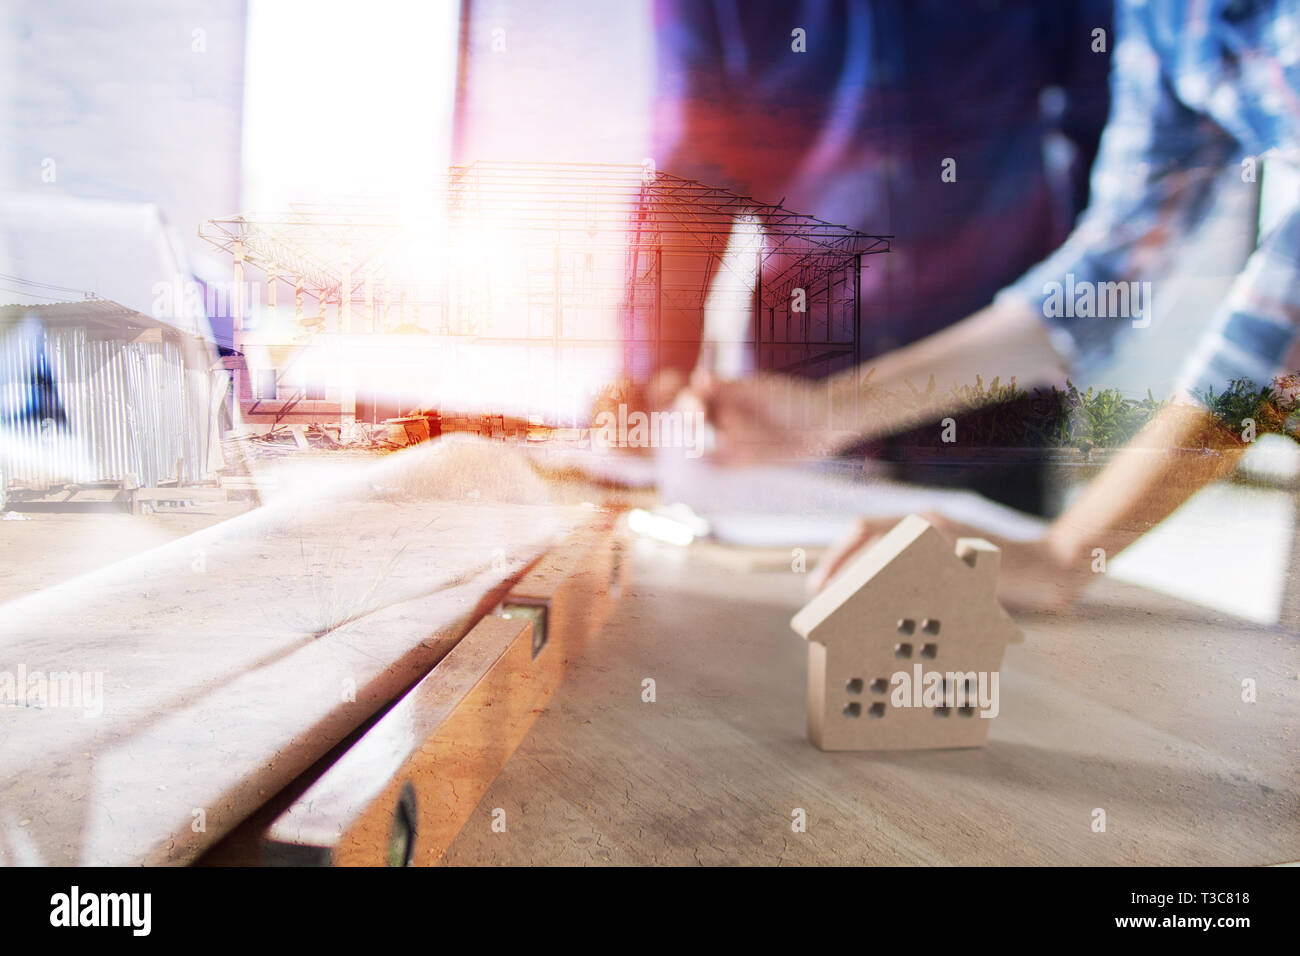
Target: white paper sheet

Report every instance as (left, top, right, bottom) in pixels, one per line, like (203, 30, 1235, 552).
(653, 454, 1047, 547)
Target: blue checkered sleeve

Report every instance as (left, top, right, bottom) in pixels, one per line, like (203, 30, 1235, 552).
(1175, 201, 1300, 405)
(996, 0, 1241, 374)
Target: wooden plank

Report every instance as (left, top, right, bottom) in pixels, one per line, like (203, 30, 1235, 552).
(132, 487, 227, 503)
(219, 476, 274, 491)
(439, 543, 1300, 865)
(131, 486, 227, 515)
(0, 441, 591, 865)
(263, 523, 621, 865)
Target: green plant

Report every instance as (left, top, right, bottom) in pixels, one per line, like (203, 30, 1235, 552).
(1196, 376, 1297, 437)
(884, 369, 1300, 450)
(887, 376, 1170, 449)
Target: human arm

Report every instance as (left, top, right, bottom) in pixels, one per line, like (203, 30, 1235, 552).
(697, 1, 1238, 462)
(812, 400, 1247, 611)
(693, 297, 1066, 462)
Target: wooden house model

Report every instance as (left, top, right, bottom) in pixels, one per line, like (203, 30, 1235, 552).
(791, 515, 1022, 751)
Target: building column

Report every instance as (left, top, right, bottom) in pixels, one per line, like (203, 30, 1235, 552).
(266, 263, 278, 329)
(340, 246, 352, 333)
(232, 240, 244, 338)
(365, 272, 375, 332)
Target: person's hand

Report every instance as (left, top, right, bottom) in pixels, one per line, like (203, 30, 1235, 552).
(590, 371, 692, 456)
(810, 511, 1090, 613)
(687, 371, 847, 463)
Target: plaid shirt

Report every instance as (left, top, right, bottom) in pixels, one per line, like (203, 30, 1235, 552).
(1000, 0, 1300, 402)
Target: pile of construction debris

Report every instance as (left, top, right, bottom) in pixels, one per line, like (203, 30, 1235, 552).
(233, 420, 423, 457)
(232, 412, 549, 460)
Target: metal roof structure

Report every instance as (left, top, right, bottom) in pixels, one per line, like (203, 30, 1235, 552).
(199, 161, 891, 378)
(0, 299, 210, 336)
(0, 192, 207, 338)
(201, 161, 888, 306)
(445, 161, 890, 301)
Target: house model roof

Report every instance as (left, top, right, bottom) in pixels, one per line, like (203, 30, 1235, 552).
(791, 514, 1021, 645)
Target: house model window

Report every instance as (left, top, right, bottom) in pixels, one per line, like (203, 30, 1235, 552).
(790, 515, 1023, 751)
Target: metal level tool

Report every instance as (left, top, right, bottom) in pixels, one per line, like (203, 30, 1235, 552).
(262, 521, 623, 865)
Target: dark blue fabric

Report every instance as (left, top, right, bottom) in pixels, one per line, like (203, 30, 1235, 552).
(648, 0, 1114, 373)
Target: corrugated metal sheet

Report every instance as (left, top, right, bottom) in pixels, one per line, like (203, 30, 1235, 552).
(1, 318, 210, 487)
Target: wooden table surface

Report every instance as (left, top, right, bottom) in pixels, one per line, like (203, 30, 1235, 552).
(442, 535, 1300, 865)
(0, 441, 584, 866)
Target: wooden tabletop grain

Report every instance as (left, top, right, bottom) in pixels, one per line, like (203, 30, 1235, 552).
(441, 536, 1300, 865)
(0, 440, 588, 867)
